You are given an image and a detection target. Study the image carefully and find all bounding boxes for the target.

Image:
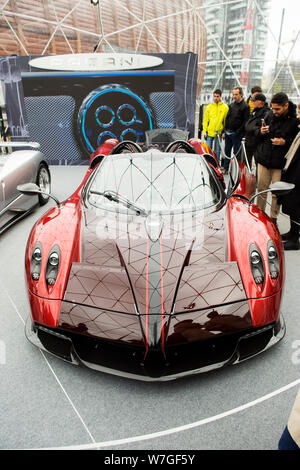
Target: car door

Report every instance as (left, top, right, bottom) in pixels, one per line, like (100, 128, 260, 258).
(1, 152, 35, 209)
(0, 179, 4, 213)
(0, 156, 9, 212)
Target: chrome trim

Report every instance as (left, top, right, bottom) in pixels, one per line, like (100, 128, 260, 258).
(0, 193, 37, 217)
(0, 141, 40, 149)
(0, 149, 45, 215)
(0, 206, 35, 234)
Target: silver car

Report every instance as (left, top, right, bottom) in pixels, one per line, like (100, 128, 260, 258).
(0, 142, 50, 234)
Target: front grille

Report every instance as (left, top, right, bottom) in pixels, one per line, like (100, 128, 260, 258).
(34, 321, 278, 379)
(237, 326, 274, 361)
(37, 326, 73, 362)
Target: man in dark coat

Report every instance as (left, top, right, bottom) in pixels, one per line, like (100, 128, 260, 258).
(222, 86, 250, 173)
(280, 146, 300, 249)
(244, 93, 270, 169)
(254, 92, 298, 224)
(278, 103, 300, 249)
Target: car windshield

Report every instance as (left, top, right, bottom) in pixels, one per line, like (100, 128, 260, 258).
(87, 151, 223, 214)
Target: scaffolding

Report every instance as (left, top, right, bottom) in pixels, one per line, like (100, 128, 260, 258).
(0, 0, 299, 131)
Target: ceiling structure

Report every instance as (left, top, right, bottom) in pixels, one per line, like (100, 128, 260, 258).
(0, 0, 299, 98)
(0, 0, 207, 94)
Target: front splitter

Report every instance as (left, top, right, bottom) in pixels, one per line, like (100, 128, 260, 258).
(25, 314, 285, 381)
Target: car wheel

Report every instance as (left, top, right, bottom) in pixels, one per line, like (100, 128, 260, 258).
(36, 164, 51, 206)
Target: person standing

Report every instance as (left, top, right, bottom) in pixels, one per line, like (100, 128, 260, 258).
(244, 93, 270, 170)
(278, 103, 300, 250)
(223, 86, 250, 173)
(255, 92, 298, 225)
(246, 85, 262, 114)
(278, 388, 300, 450)
(202, 89, 228, 165)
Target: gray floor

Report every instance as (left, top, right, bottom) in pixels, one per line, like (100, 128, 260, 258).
(0, 165, 299, 450)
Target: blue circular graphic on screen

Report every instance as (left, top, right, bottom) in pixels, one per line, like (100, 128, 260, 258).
(120, 128, 139, 142)
(78, 84, 154, 155)
(117, 104, 137, 126)
(96, 105, 115, 128)
(97, 131, 117, 146)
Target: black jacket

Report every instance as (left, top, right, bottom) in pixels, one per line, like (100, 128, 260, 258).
(224, 100, 250, 135)
(245, 104, 271, 149)
(255, 101, 299, 169)
(280, 137, 300, 220)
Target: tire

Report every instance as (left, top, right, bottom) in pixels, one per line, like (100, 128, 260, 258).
(36, 163, 51, 206)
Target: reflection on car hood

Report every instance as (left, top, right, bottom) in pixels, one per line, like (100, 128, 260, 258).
(66, 206, 247, 312)
(59, 207, 248, 344)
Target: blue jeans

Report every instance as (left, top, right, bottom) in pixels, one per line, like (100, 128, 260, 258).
(278, 426, 299, 450)
(206, 135, 221, 163)
(224, 132, 243, 170)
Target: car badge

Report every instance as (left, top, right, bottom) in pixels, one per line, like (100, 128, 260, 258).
(145, 213, 164, 242)
(184, 302, 196, 310)
(29, 53, 163, 71)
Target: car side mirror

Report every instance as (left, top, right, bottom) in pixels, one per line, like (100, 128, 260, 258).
(268, 181, 295, 196)
(17, 183, 60, 208)
(248, 182, 295, 206)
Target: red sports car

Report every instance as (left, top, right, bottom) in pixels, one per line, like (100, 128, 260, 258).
(20, 137, 288, 381)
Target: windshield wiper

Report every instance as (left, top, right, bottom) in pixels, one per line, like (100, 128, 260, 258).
(90, 189, 148, 217)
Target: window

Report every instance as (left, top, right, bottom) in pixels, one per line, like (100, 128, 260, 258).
(87, 152, 224, 214)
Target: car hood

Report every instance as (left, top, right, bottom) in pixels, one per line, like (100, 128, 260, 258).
(58, 207, 250, 349)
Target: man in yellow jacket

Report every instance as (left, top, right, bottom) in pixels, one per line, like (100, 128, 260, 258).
(202, 89, 229, 164)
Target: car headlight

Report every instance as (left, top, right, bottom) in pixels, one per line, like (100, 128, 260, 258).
(31, 243, 42, 281)
(46, 246, 60, 286)
(267, 240, 279, 279)
(249, 244, 264, 284)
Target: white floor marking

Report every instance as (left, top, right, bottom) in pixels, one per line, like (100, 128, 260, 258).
(39, 349, 96, 444)
(2, 279, 299, 451)
(0, 279, 96, 444)
(1, 281, 26, 326)
(44, 377, 300, 450)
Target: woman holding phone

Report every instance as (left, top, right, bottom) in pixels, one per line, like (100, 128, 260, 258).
(254, 92, 298, 225)
(244, 93, 270, 170)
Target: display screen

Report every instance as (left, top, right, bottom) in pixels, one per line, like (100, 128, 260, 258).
(21, 71, 175, 164)
(0, 53, 198, 165)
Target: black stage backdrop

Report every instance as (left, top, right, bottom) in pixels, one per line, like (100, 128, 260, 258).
(0, 53, 197, 164)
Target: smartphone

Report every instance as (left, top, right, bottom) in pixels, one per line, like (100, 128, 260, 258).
(261, 118, 266, 127)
